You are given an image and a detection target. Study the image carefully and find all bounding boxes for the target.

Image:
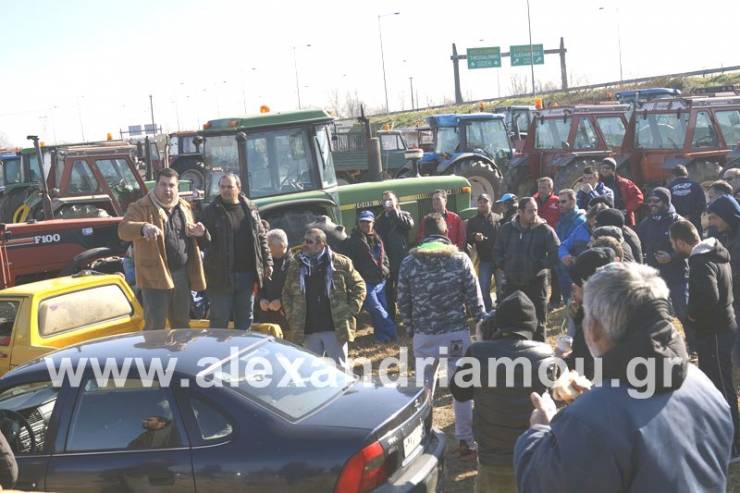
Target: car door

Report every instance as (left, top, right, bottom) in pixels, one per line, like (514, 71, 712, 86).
(45, 377, 194, 493)
(0, 379, 65, 491)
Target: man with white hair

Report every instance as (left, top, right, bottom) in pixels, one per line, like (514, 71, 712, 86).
(515, 262, 733, 492)
(256, 229, 292, 331)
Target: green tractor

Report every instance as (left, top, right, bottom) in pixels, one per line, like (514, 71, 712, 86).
(197, 109, 475, 245)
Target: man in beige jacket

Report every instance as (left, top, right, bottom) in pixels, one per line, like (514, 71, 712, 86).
(119, 168, 206, 330)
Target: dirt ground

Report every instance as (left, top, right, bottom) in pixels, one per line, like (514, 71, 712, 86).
(349, 308, 740, 492)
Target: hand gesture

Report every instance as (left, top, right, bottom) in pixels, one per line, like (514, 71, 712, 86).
(264, 265, 273, 280)
(187, 222, 206, 237)
(259, 299, 270, 312)
(141, 223, 162, 241)
(580, 182, 594, 193)
(268, 299, 282, 312)
(529, 391, 557, 427)
(655, 251, 672, 264)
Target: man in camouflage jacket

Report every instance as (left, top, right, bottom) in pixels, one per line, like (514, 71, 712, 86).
(398, 213, 485, 456)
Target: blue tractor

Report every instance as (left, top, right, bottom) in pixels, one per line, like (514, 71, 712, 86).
(396, 113, 512, 200)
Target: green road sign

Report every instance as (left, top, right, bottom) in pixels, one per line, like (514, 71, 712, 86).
(467, 47, 501, 69)
(510, 44, 544, 66)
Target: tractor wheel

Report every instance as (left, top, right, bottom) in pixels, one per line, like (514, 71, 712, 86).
(503, 166, 536, 198)
(553, 159, 597, 194)
(451, 160, 502, 201)
(1, 186, 35, 223)
(687, 160, 722, 188)
(172, 159, 206, 192)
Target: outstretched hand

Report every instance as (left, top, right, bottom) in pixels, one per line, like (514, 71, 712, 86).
(529, 391, 557, 427)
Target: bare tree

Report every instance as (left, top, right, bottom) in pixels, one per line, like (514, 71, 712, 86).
(343, 91, 367, 118)
(327, 89, 344, 118)
(509, 74, 529, 96)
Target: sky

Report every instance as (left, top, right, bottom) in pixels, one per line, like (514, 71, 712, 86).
(1, 0, 739, 146)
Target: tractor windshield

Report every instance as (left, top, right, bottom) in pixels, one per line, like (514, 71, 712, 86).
(465, 119, 511, 158)
(435, 127, 460, 154)
(534, 118, 571, 149)
(204, 135, 240, 176)
(635, 112, 689, 149)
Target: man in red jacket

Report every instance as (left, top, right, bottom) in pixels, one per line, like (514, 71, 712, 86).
(533, 177, 560, 228)
(599, 157, 644, 227)
(417, 189, 465, 249)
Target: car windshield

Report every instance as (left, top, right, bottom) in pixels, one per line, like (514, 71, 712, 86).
(635, 112, 689, 149)
(202, 340, 353, 420)
(435, 126, 460, 154)
(465, 119, 510, 158)
(245, 128, 318, 197)
(535, 117, 572, 149)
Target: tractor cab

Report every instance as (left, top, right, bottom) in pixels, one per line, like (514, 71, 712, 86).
(493, 105, 536, 153)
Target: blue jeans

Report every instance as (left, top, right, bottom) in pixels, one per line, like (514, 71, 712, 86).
(208, 271, 255, 330)
(555, 262, 573, 304)
(364, 281, 397, 342)
(478, 260, 495, 312)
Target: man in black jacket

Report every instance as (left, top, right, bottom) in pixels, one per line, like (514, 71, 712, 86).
(375, 191, 414, 320)
(708, 195, 740, 321)
(200, 173, 273, 330)
(595, 208, 642, 263)
(494, 197, 560, 340)
(669, 164, 707, 235)
(345, 210, 396, 342)
(451, 291, 555, 493)
(466, 193, 501, 310)
(256, 228, 292, 332)
(670, 219, 739, 452)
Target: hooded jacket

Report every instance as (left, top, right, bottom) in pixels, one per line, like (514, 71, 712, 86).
(515, 298, 733, 493)
(636, 204, 688, 285)
(397, 236, 484, 336)
(688, 238, 737, 334)
(494, 217, 560, 286)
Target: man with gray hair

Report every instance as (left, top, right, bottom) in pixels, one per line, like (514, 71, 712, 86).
(515, 262, 733, 492)
(256, 229, 292, 332)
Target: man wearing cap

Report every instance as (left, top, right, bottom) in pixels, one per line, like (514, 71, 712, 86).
(636, 187, 689, 322)
(416, 189, 465, 249)
(554, 189, 586, 303)
(669, 164, 706, 235)
(451, 291, 556, 493)
(533, 177, 560, 229)
(345, 210, 397, 342)
(599, 157, 644, 227)
(466, 193, 501, 311)
(594, 208, 642, 263)
(496, 193, 519, 224)
(576, 166, 614, 211)
(494, 197, 560, 340)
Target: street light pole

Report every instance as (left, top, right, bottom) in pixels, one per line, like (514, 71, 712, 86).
(377, 12, 400, 113)
(292, 45, 311, 110)
(526, 0, 536, 95)
(598, 6, 624, 82)
(409, 77, 415, 110)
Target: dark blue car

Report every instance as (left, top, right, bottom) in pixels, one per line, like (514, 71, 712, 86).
(0, 330, 444, 492)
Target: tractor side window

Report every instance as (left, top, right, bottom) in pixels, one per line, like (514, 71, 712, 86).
(2, 159, 22, 185)
(535, 118, 571, 149)
(96, 159, 143, 211)
(380, 134, 401, 151)
(596, 117, 626, 147)
(315, 125, 336, 187)
(574, 118, 599, 149)
(692, 112, 719, 149)
(68, 160, 99, 194)
(435, 127, 460, 154)
(715, 110, 740, 149)
(0, 300, 19, 346)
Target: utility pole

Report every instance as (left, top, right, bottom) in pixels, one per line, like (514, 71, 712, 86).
(149, 94, 156, 130)
(452, 43, 463, 104)
(409, 77, 415, 110)
(377, 12, 399, 113)
(526, 0, 536, 95)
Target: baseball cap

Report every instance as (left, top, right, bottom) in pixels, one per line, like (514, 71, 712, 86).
(358, 210, 375, 222)
(478, 193, 491, 202)
(495, 193, 517, 204)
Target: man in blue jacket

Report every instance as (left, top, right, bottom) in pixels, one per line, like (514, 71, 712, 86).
(515, 262, 733, 492)
(554, 189, 586, 303)
(636, 187, 689, 323)
(559, 203, 608, 267)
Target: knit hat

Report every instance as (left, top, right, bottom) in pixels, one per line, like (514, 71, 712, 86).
(595, 208, 625, 228)
(592, 225, 623, 242)
(358, 210, 375, 222)
(600, 157, 617, 171)
(707, 195, 740, 229)
(588, 195, 614, 208)
(649, 187, 671, 205)
(489, 290, 538, 338)
(569, 247, 616, 286)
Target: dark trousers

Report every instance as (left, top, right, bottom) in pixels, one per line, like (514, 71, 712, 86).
(502, 274, 548, 341)
(386, 269, 399, 322)
(696, 330, 739, 451)
(209, 271, 256, 330)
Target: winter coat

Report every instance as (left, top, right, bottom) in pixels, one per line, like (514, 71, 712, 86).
(494, 217, 560, 286)
(555, 208, 586, 241)
(670, 177, 707, 235)
(375, 208, 414, 274)
(397, 236, 484, 336)
(533, 192, 560, 228)
(256, 253, 292, 327)
(199, 195, 272, 292)
(450, 334, 556, 466)
(558, 222, 591, 260)
(466, 211, 501, 262)
(416, 209, 465, 250)
(514, 299, 733, 493)
(720, 226, 740, 307)
(118, 195, 206, 291)
(636, 205, 688, 286)
(622, 225, 643, 264)
(344, 229, 390, 284)
(282, 250, 366, 344)
(576, 182, 614, 210)
(688, 238, 737, 334)
(604, 174, 644, 226)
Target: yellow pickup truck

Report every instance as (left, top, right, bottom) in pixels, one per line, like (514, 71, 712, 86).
(0, 272, 144, 375)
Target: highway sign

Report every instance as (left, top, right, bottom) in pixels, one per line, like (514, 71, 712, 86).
(510, 44, 544, 66)
(467, 47, 501, 69)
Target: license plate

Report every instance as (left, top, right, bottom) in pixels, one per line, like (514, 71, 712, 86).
(403, 423, 423, 458)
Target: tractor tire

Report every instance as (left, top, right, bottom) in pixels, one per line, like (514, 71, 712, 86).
(172, 159, 206, 192)
(553, 159, 597, 194)
(1, 186, 35, 223)
(687, 160, 722, 188)
(451, 160, 502, 201)
(504, 165, 536, 198)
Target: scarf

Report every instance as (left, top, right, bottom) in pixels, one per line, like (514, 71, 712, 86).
(296, 246, 335, 295)
(148, 189, 182, 223)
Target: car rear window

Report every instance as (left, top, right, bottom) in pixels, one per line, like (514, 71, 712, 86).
(200, 340, 353, 421)
(0, 300, 19, 346)
(38, 284, 133, 337)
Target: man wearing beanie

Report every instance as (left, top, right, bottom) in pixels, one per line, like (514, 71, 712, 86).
(451, 291, 555, 493)
(599, 157, 644, 227)
(708, 195, 740, 330)
(595, 208, 642, 263)
(636, 187, 689, 322)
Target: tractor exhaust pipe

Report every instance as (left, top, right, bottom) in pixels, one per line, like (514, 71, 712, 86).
(26, 135, 54, 220)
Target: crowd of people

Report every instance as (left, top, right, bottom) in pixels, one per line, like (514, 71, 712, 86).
(114, 161, 740, 492)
